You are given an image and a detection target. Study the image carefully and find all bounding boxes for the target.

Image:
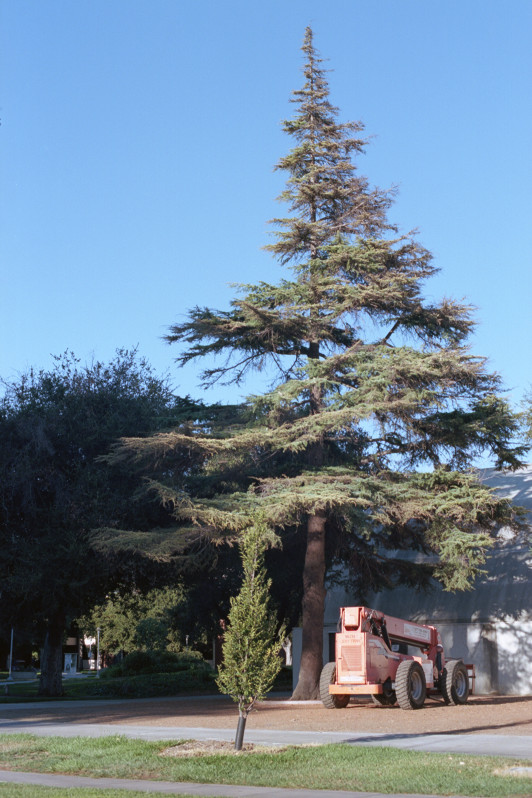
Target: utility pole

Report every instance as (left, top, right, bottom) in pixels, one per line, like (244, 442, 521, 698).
(96, 627, 100, 678)
(7, 628, 14, 682)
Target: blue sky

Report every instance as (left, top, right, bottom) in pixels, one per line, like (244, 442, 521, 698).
(2, 1, 531, 422)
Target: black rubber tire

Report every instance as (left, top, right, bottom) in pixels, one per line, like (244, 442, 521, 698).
(441, 660, 469, 705)
(371, 679, 397, 706)
(395, 660, 426, 710)
(319, 662, 349, 709)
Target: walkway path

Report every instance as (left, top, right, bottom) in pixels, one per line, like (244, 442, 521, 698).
(0, 769, 498, 798)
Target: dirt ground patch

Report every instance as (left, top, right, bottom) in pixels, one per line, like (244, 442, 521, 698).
(160, 740, 283, 756)
(2, 694, 531, 737)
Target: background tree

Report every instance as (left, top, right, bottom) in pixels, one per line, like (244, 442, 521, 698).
(165, 530, 306, 661)
(0, 349, 197, 695)
(111, 29, 525, 699)
(216, 516, 284, 751)
(79, 586, 186, 657)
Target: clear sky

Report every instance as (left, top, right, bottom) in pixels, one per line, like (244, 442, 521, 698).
(2, 1, 531, 420)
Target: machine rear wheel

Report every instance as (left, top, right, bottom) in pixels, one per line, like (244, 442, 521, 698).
(319, 662, 349, 708)
(441, 660, 469, 705)
(396, 660, 426, 710)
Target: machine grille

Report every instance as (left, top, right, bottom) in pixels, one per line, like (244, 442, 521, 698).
(340, 644, 362, 673)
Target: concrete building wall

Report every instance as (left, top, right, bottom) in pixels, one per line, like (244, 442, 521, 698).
(422, 617, 532, 695)
(291, 466, 532, 695)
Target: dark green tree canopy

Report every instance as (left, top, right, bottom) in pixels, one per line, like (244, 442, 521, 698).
(111, 29, 525, 698)
(0, 349, 194, 694)
(79, 586, 186, 656)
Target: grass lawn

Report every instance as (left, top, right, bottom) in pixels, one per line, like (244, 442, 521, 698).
(0, 734, 530, 796)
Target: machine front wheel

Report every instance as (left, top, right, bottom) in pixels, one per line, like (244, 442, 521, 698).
(319, 662, 349, 708)
(441, 660, 469, 705)
(395, 660, 426, 710)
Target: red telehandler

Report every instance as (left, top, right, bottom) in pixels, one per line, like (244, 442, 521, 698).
(321, 606, 474, 710)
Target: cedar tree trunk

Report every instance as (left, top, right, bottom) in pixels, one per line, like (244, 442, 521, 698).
(38, 615, 65, 697)
(291, 512, 326, 699)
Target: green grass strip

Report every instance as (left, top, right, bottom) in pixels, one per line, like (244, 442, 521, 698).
(0, 734, 530, 796)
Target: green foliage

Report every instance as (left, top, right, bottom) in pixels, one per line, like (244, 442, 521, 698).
(0, 659, 215, 702)
(72, 668, 215, 698)
(105, 650, 154, 676)
(134, 618, 168, 651)
(79, 586, 186, 656)
(126, 29, 525, 590)
(0, 349, 183, 625)
(87, 648, 215, 700)
(0, 349, 192, 695)
(216, 517, 284, 716)
(104, 648, 205, 677)
(522, 389, 532, 444)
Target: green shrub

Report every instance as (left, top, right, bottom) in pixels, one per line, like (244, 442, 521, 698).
(100, 662, 124, 678)
(77, 668, 216, 698)
(100, 649, 210, 680)
(121, 650, 156, 675)
(272, 665, 292, 691)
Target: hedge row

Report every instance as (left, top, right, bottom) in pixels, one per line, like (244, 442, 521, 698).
(72, 668, 217, 698)
(102, 649, 209, 677)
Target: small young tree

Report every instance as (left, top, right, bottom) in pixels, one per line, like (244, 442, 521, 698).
(216, 516, 284, 751)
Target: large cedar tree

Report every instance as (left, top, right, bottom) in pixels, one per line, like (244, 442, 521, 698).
(115, 29, 524, 699)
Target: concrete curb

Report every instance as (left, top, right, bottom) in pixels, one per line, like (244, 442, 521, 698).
(0, 770, 477, 798)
